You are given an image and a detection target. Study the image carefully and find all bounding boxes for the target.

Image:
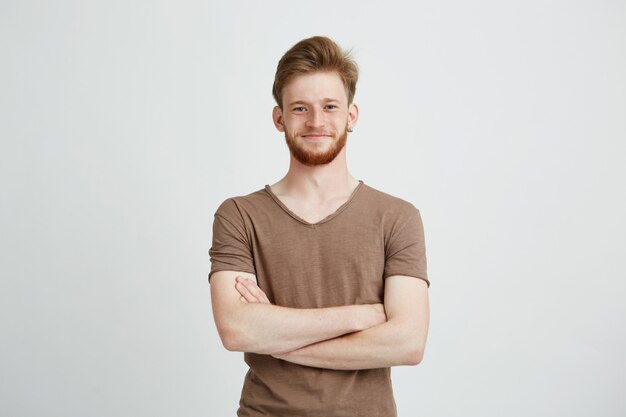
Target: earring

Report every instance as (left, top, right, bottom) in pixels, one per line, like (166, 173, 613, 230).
(348, 126, 353, 133)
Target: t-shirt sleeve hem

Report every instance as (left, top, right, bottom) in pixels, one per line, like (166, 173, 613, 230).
(383, 273, 430, 288)
(208, 268, 257, 284)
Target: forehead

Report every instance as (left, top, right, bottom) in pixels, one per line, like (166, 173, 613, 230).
(282, 71, 348, 104)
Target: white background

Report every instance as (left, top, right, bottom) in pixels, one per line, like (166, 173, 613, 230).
(1, 1, 625, 416)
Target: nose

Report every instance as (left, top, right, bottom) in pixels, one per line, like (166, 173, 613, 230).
(305, 107, 325, 129)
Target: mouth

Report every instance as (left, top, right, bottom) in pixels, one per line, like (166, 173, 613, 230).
(301, 133, 333, 140)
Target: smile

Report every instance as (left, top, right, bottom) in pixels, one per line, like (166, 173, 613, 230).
(302, 134, 333, 139)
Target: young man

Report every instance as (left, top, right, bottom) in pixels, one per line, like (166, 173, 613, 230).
(208, 36, 429, 417)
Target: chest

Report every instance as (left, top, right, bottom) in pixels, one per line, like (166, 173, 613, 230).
(248, 218, 387, 307)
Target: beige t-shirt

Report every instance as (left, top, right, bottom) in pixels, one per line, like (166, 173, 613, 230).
(209, 180, 428, 417)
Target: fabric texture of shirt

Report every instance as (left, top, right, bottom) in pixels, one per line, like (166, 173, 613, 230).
(208, 180, 428, 417)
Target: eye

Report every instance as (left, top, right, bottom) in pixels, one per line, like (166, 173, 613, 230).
(325, 104, 339, 110)
(293, 106, 306, 112)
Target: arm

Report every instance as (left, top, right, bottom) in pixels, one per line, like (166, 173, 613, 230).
(210, 270, 387, 355)
(269, 275, 429, 370)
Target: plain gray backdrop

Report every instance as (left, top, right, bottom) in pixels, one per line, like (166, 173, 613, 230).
(1, 0, 625, 416)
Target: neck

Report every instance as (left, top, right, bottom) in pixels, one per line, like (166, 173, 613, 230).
(272, 148, 359, 200)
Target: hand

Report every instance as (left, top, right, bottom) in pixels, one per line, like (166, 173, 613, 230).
(235, 276, 271, 304)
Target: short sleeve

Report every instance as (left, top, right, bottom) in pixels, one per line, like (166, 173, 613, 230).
(208, 198, 256, 283)
(383, 207, 429, 287)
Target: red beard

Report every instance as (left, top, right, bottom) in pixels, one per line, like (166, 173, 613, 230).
(284, 125, 348, 166)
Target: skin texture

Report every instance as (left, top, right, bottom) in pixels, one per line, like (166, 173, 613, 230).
(235, 275, 430, 370)
(210, 271, 387, 355)
(272, 71, 358, 168)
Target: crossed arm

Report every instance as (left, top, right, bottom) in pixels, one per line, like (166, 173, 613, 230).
(210, 270, 429, 370)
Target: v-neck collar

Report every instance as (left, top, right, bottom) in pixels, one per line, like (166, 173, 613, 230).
(264, 180, 365, 228)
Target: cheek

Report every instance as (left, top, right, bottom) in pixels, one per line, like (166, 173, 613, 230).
(283, 119, 303, 134)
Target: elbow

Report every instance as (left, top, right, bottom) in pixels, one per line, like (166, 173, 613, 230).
(214, 309, 256, 352)
(404, 347, 424, 366)
(401, 335, 425, 366)
(218, 324, 273, 354)
(217, 324, 247, 352)
(395, 323, 427, 366)
(222, 337, 241, 353)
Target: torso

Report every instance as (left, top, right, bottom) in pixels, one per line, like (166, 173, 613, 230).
(210, 181, 427, 416)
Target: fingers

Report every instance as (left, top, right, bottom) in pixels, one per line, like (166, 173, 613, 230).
(257, 289, 270, 304)
(243, 279, 270, 304)
(235, 276, 271, 304)
(235, 278, 258, 303)
(245, 279, 270, 304)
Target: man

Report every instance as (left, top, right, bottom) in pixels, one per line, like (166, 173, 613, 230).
(208, 36, 429, 417)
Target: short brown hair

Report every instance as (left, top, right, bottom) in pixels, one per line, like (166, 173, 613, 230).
(272, 36, 359, 109)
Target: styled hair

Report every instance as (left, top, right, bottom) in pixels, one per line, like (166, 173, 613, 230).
(272, 36, 359, 109)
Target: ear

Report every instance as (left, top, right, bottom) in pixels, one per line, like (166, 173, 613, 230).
(272, 106, 285, 132)
(347, 102, 359, 130)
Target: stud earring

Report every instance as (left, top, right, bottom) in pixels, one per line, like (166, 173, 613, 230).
(347, 126, 353, 133)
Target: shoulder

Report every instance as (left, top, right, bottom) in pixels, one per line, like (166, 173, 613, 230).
(360, 183, 421, 219)
(214, 187, 274, 219)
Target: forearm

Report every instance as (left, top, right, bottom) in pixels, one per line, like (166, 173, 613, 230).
(272, 318, 423, 370)
(220, 302, 382, 355)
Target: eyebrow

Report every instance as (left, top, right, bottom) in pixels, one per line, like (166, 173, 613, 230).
(286, 98, 341, 107)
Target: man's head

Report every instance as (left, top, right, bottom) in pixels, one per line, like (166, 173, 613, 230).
(272, 36, 360, 167)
